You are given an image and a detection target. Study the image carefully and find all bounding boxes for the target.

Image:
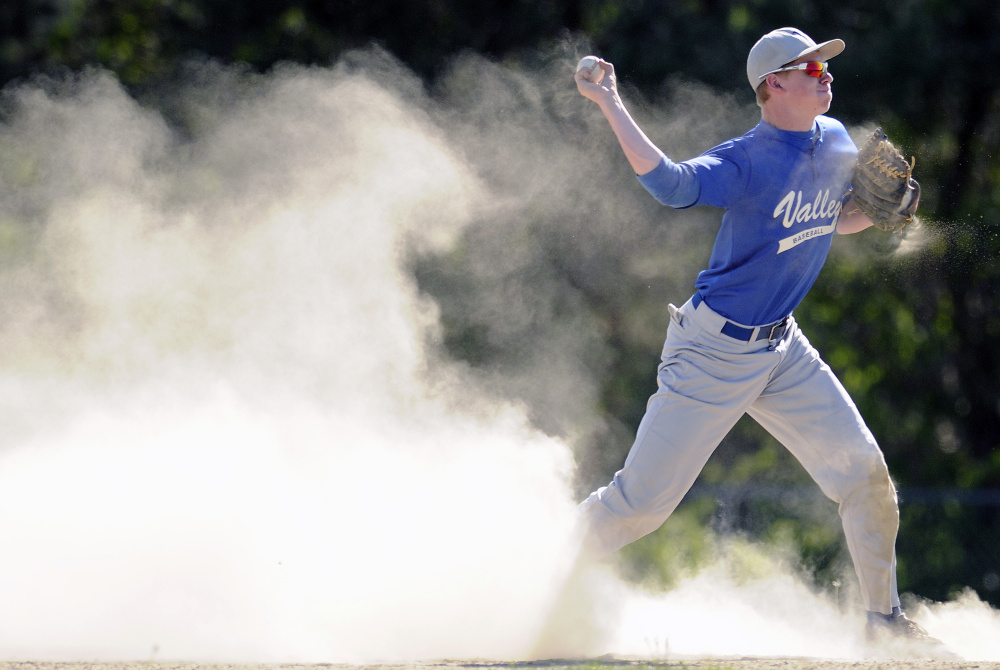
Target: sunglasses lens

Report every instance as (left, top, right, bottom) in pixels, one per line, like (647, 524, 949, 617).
(805, 62, 826, 77)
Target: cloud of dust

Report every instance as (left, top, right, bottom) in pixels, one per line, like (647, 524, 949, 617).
(0, 56, 581, 662)
(0, 45, 997, 664)
(606, 547, 1000, 662)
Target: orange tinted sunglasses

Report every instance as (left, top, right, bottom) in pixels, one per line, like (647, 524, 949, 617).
(760, 61, 829, 79)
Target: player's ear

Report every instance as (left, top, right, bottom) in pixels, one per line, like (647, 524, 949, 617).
(765, 74, 784, 92)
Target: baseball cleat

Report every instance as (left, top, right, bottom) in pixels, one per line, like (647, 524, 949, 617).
(865, 610, 959, 659)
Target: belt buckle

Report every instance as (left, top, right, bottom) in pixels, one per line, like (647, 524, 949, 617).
(766, 319, 787, 346)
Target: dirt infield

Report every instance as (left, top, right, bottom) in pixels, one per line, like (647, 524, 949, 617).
(1, 658, 999, 670)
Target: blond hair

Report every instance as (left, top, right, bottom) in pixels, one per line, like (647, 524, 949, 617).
(756, 80, 770, 106)
(755, 71, 790, 107)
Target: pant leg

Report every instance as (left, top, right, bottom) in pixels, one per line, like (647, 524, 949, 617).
(747, 318, 900, 614)
(580, 298, 776, 558)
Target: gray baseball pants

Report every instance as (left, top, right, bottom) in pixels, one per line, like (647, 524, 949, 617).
(580, 294, 901, 615)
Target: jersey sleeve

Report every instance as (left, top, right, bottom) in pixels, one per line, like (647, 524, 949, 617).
(636, 155, 700, 208)
(681, 140, 751, 209)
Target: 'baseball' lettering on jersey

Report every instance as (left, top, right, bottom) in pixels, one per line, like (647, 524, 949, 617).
(777, 220, 839, 253)
(773, 189, 842, 228)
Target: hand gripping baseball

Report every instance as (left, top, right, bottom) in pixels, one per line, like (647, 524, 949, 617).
(574, 56, 615, 102)
(849, 128, 921, 232)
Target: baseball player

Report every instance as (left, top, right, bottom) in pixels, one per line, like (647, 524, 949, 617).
(574, 27, 940, 648)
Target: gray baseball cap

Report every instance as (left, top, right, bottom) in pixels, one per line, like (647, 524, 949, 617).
(746, 27, 845, 90)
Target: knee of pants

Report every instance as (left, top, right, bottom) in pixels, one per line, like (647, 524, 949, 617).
(840, 452, 900, 527)
(582, 486, 673, 543)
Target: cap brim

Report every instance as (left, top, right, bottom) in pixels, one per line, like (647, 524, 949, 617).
(787, 38, 845, 65)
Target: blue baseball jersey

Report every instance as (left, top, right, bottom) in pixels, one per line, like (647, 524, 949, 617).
(641, 116, 857, 326)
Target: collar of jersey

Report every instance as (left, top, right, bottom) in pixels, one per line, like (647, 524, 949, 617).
(755, 118, 823, 150)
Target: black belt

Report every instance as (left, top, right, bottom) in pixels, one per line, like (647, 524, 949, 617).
(692, 293, 789, 342)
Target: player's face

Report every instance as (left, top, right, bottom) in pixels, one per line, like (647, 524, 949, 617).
(782, 52, 834, 114)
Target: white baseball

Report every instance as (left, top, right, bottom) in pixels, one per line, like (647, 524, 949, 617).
(576, 55, 604, 84)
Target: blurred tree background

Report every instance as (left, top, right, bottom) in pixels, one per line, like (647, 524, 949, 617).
(0, 0, 997, 609)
